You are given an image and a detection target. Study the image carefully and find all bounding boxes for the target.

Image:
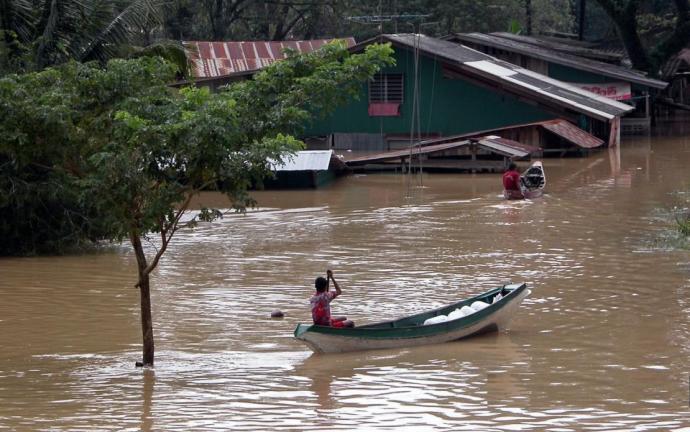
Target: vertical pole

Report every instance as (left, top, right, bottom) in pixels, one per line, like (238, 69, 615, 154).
(471, 145, 477, 173)
(608, 117, 620, 148)
(578, 0, 586, 41)
(525, 0, 533, 35)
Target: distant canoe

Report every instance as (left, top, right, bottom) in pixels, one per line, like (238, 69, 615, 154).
(520, 161, 546, 199)
(503, 161, 546, 200)
(294, 283, 530, 354)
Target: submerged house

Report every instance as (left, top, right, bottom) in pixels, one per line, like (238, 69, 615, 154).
(178, 34, 634, 159)
(304, 34, 633, 155)
(661, 48, 690, 108)
(344, 134, 542, 172)
(265, 150, 348, 189)
(447, 32, 668, 134)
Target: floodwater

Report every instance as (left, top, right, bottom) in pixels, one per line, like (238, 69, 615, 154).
(3, 117, 690, 431)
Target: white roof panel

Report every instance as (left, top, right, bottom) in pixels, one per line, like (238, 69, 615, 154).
(465, 60, 517, 77)
(271, 150, 333, 171)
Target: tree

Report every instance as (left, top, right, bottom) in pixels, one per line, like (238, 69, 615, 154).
(594, 0, 690, 74)
(0, 41, 393, 364)
(84, 42, 393, 366)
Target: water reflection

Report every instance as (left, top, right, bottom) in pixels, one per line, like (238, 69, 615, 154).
(141, 369, 155, 432)
(294, 334, 528, 414)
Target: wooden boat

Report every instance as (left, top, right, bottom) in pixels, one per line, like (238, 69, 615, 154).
(520, 161, 546, 199)
(503, 161, 546, 200)
(294, 283, 530, 353)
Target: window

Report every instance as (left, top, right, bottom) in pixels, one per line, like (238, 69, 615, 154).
(369, 73, 404, 103)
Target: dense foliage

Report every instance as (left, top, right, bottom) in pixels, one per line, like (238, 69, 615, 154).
(160, 0, 578, 41)
(0, 58, 175, 255)
(2, 0, 687, 77)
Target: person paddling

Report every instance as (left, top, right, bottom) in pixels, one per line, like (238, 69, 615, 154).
(502, 162, 524, 200)
(310, 270, 354, 328)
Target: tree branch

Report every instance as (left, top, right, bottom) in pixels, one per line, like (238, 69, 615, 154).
(142, 191, 194, 277)
(651, 0, 690, 74)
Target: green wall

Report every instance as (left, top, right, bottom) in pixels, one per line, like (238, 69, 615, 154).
(304, 48, 555, 137)
(547, 63, 612, 84)
(548, 62, 650, 98)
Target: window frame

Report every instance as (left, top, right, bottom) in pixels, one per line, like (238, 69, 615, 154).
(368, 73, 404, 104)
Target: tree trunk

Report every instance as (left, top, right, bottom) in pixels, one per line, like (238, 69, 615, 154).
(130, 232, 154, 367)
(616, 10, 651, 72)
(138, 272, 154, 366)
(594, 0, 652, 72)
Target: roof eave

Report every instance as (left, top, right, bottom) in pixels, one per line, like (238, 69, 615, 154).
(452, 33, 668, 90)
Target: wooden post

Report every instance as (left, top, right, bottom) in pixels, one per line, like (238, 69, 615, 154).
(608, 117, 620, 148)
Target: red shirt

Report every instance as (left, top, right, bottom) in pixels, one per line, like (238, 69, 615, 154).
(502, 170, 521, 191)
(310, 291, 337, 326)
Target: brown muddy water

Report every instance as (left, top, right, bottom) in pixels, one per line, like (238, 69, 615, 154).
(3, 117, 690, 431)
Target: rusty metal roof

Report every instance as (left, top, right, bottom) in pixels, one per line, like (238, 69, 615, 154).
(452, 33, 667, 90)
(354, 34, 633, 121)
(477, 135, 540, 157)
(184, 38, 356, 78)
(540, 119, 605, 148)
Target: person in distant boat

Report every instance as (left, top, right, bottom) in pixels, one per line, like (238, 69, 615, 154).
(310, 270, 354, 328)
(502, 162, 524, 200)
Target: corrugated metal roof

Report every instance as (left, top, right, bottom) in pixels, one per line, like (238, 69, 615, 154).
(346, 141, 471, 165)
(355, 34, 633, 121)
(662, 48, 690, 78)
(540, 119, 605, 148)
(489, 32, 624, 64)
(452, 33, 667, 90)
(478, 135, 540, 157)
(345, 135, 540, 166)
(184, 38, 356, 78)
(271, 150, 334, 171)
(393, 117, 605, 150)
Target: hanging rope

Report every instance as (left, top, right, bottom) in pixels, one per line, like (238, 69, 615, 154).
(406, 32, 421, 191)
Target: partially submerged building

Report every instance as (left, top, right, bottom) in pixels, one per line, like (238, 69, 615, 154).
(265, 150, 348, 189)
(345, 135, 541, 172)
(304, 34, 632, 153)
(178, 34, 635, 159)
(661, 48, 690, 108)
(447, 32, 668, 133)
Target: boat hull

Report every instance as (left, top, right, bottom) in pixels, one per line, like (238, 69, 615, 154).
(294, 284, 530, 354)
(519, 161, 545, 199)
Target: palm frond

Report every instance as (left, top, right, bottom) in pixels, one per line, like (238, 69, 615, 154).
(77, 0, 161, 63)
(35, 0, 86, 68)
(0, 0, 35, 42)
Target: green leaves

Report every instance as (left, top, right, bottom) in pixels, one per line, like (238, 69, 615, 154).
(0, 42, 393, 256)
